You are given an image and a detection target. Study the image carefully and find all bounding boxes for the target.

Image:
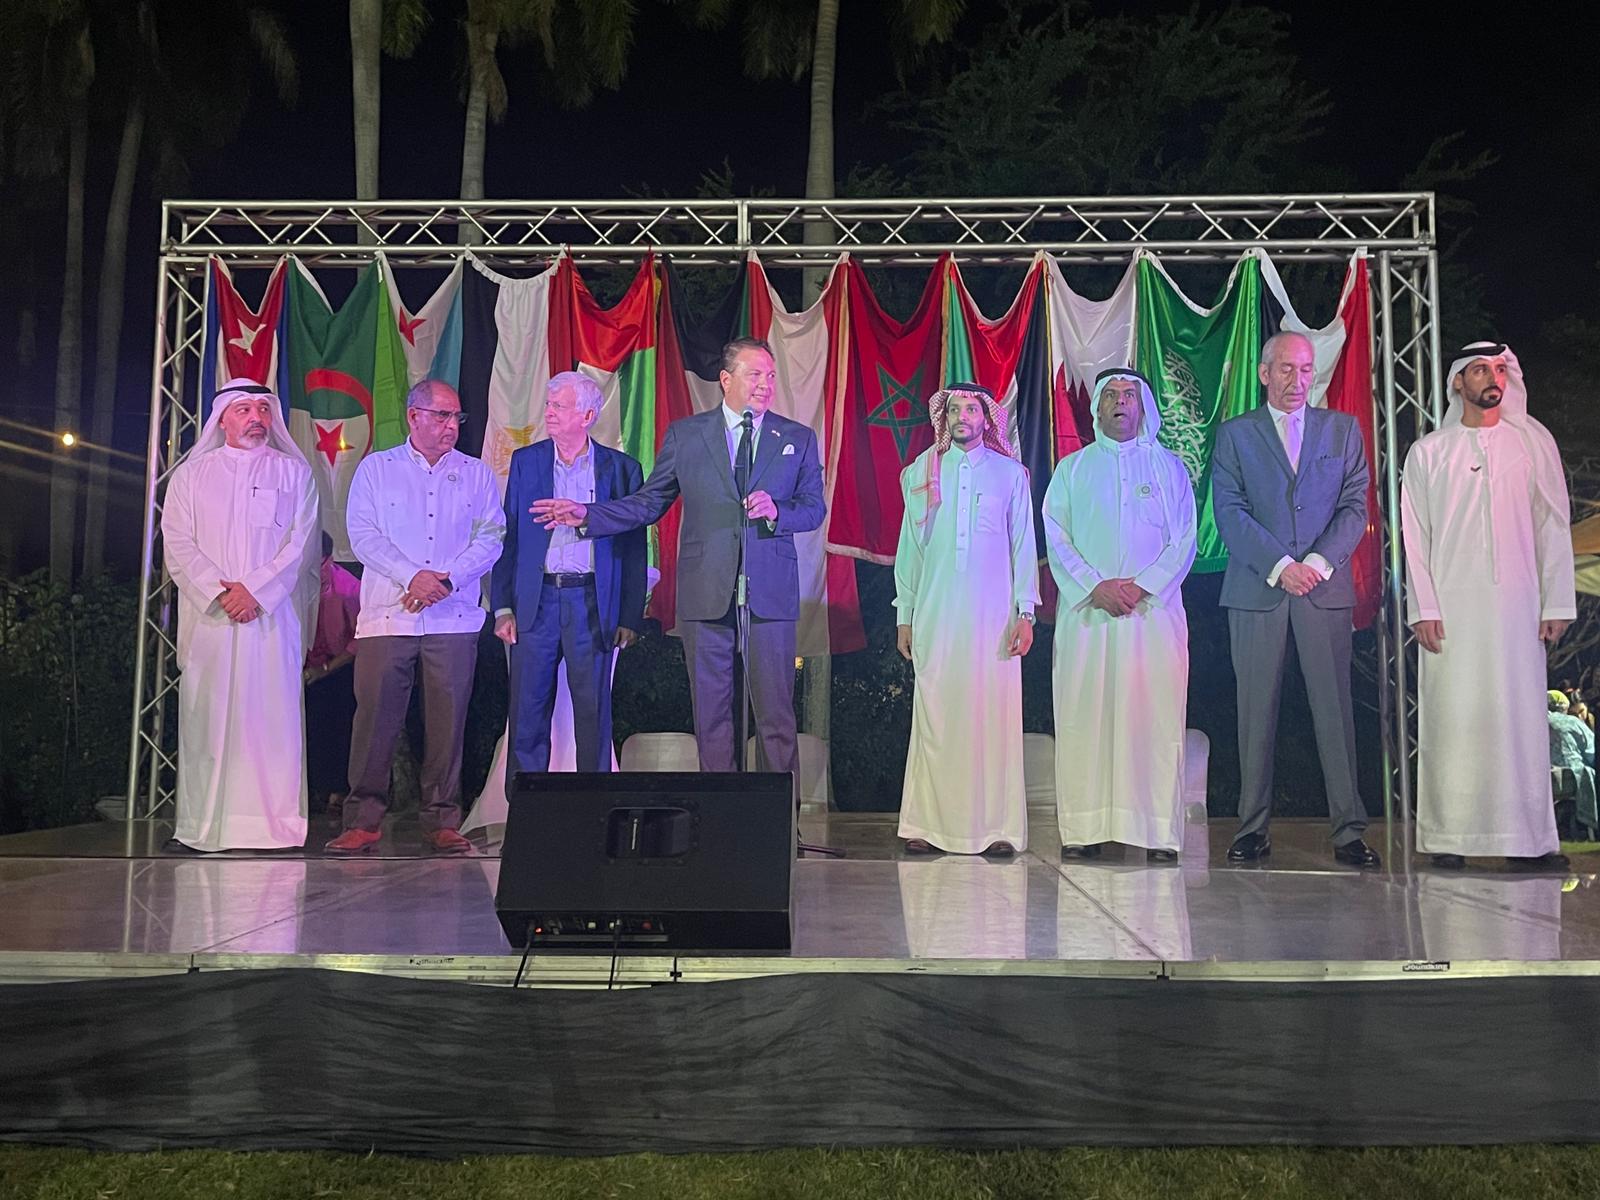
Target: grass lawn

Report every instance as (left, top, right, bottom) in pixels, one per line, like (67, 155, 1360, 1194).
(3, 1145, 1599, 1199)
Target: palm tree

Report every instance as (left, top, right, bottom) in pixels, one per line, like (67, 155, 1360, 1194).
(80, 2, 300, 577)
(458, 0, 635, 209)
(1, 1, 95, 585)
(350, 0, 428, 203)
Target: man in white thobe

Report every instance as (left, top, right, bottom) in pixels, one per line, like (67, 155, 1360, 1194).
(895, 384, 1040, 856)
(160, 378, 320, 852)
(1402, 341, 1577, 871)
(1044, 368, 1197, 861)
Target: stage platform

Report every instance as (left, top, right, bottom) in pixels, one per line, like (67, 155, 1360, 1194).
(6, 812, 1600, 1154)
(1, 812, 1593, 987)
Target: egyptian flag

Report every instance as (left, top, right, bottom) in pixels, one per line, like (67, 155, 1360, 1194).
(824, 256, 945, 562)
(284, 259, 410, 559)
(1259, 250, 1381, 628)
(199, 256, 290, 420)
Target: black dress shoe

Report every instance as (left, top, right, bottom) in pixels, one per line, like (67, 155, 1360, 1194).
(1227, 832, 1271, 862)
(1431, 853, 1466, 870)
(1333, 838, 1382, 869)
(1507, 853, 1571, 872)
(1061, 843, 1103, 860)
(1147, 848, 1179, 863)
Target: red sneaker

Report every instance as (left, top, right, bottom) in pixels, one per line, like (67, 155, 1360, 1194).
(324, 828, 382, 855)
(424, 828, 474, 855)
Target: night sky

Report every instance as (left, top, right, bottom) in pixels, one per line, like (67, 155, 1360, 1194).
(4, 0, 1596, 572)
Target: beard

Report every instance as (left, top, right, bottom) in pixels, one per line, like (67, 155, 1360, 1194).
(1470, 388, 1503, 409)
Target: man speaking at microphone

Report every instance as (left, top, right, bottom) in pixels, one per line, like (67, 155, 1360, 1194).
(533, 338, 826, 775)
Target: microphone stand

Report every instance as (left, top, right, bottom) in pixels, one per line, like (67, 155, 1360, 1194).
(734, 412, 843, 859)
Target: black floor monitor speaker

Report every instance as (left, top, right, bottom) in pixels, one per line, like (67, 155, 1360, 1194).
(495, 772, 796, 952)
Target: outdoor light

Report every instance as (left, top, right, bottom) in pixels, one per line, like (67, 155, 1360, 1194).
(60, 432, 77, 448)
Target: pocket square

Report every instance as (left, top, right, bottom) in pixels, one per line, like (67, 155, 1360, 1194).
(782, 443, 796, 456)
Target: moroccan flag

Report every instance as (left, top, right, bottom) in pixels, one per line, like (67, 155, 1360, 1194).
(825, 257, 945, 562)
(1047, 258, 1138, 462)
(457, 256, 560, 479)
(285, 259, 409, 559)
(1135, 254, 1263, 573)
(199, 256, 290, 420)
(382, 255, 464, 393)
(1260, 250, 1381, 628)
(746, 255, 864, 654)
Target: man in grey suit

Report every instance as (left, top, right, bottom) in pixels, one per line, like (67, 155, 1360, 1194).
(533, 338, 826, 774)
(1211, 331, 1380, 868)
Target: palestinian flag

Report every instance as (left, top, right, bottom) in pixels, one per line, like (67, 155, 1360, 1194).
(1259, 249, 1381, 628)
(199, 256, 290, 420)
(1135, 254, 1263, 573)
(825, 256, 945, 562)
(284, 259, 409, 559)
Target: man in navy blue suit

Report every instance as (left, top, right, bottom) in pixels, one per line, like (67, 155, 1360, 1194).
(534, 338, 826, 774)
(491, 372, 646, 777)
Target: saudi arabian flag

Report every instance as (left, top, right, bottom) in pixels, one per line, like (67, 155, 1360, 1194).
(285, 259, 409, 560)
(1134, 254, 1262, 573)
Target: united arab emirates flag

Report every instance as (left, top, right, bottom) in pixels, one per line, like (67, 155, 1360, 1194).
(285, 259, 409, 559)
(1135, 254, 1263, 573)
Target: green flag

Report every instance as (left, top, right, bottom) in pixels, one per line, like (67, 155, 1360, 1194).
(285, 260, 408, 558)
(1135, 256, 1262, 573)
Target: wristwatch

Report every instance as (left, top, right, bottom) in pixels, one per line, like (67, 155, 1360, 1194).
(1018, 611, 1036, 625)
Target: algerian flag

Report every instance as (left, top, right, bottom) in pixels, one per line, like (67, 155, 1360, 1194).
(1134, 252, 1263, 573)
(285, 259, 409, 559)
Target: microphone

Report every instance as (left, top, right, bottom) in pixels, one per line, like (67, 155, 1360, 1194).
(740, 408, 755, 429)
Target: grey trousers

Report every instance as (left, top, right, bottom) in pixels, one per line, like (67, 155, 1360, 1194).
(680, 605, 797, 775)
(1229, 599, 1367, 846)
(345, 632, 478, 834)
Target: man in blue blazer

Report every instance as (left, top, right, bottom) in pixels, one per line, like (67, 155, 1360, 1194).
(1211, 331, 1379, 868)
(534, 338, 827, 774)
(491, 372, 646, 777)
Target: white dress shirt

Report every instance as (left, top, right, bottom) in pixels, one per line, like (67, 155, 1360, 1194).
(1265, 405, 1333, 589)
(346, 440, 506, 637)
(722, 402, 765, 472)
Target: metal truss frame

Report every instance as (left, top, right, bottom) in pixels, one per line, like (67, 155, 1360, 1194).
(128, 195, 1442, 852)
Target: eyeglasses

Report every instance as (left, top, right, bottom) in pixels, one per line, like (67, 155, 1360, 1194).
(412, 409, 469, 425)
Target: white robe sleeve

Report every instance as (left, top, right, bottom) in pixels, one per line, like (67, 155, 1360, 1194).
(1400, 444, 1441, 624)
(159, 465, 226, 609)
(893, 466, 923, 627)
(1042, 458, 1099, 610)
(1008, 464, 1041, 616)
(240, 464, 320, 616)
(437, 463, 507, 583)
(1132, 454, 1198, 599)
(346, 456, 426, 589)
(1530, 427, 1578, 621)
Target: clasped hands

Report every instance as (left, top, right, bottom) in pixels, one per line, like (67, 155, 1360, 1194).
(401, 569, 452, 613)
(1277, 561, 1324, 598)
(217, 580, 260, 623)
(1087, 577, 1150, 618)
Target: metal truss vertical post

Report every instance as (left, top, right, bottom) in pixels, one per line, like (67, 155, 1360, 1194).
(1375, 253, 1413, 840)
(125, 263, 173, 853)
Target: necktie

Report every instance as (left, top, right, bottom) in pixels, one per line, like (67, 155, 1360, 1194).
(735, 412, 754, 498)
(1285, 412, 1302, 472)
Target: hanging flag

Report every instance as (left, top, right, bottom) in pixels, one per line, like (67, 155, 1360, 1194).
(1046, 258, 1138, 463)
(382, 255, 465, 394)
(1259, 250, 1381, 629)
(825, 257, 946, 563)
(1135, 253, 1263, 573)
(746, 255, 864, 655)
(284, 259, 409, 559)
(456, 257, 560, 480)
(198, 256, 291, 420)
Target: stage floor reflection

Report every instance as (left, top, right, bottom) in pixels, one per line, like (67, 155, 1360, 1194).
(0, 814, 1594, 976)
